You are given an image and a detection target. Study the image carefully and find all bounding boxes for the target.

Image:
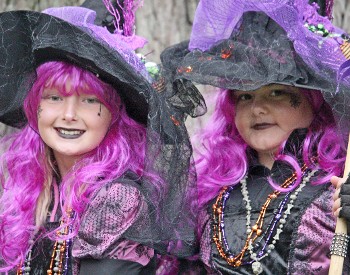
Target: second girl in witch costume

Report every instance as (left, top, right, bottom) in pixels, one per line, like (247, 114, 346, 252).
(161, 0, 350, 273)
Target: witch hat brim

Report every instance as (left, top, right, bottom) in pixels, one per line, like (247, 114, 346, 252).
(0, 10, 151, 127)
(161, 2, 350, 140)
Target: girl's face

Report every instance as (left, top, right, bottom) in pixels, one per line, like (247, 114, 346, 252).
(234, 84, 314, 161)
(38, 81, 112, 165)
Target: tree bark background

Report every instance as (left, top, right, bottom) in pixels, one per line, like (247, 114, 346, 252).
(1, 0, 350, 138)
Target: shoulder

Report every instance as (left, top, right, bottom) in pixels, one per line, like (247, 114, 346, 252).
(73, 177, 148, 258)
(84, 177, 146, 224)
(90, 180, 143, 207)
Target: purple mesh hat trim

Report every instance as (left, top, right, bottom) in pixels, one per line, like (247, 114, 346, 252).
(44, 7, 150, 81)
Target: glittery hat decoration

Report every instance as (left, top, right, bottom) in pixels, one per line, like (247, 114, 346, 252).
(188, 0, 350, 74)
(99, 0, 166, 92)
(299, 2, 350, 90)
(302, 1, 350, 59)
(101, 0, 147, 50)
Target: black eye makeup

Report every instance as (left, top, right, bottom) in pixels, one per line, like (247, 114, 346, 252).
(269, 87, 302, 108)
(289, 93, 302, 108)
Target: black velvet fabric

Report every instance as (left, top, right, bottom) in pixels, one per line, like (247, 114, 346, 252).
(23, 222, 74, 275)
(204, 129, 330, 274)
(79, 257, 156, 275)
(10, 185, 73, 275)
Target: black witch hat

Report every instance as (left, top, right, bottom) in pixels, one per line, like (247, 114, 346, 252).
(0, 2, 150, 127)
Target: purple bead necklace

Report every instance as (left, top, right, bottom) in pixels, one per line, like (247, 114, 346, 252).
(217, 169, 315, 274)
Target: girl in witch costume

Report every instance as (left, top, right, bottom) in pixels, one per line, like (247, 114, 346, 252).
(160, 0, 350, 274)
(0, 1, 202, 274)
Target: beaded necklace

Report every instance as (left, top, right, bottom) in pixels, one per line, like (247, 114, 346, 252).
(212, 164, 313, 273)
(246, 170, 316, 274)
(17, 210, 75, 275)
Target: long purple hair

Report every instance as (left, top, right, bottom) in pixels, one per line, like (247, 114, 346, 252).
(0, 61, 151, 269)
(196, 88, 346, 209)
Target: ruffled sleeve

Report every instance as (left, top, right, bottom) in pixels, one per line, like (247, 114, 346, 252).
(72, 181, 154, 266)
(198, 207, 212, 269)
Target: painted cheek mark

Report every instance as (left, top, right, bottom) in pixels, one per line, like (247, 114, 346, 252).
(97, 103, 102, 116)
(289, 94, 302, 108)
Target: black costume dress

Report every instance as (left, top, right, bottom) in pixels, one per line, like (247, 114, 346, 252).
(199, 130, 350, 274)
(13, 174, 156, 275)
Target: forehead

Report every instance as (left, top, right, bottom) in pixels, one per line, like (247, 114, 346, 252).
(43, 78, 94, 96)
(236, 84, 301, 94)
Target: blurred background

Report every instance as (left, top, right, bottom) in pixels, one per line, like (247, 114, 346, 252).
(1, 0, 350, 137)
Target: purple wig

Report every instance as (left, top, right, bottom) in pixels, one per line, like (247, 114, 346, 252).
(0, 61, 150, 269)
(195, 87, 346, 209)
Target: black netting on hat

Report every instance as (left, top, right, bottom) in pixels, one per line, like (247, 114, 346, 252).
(161, 11, 350, 141)
(0, 8, 205, 257)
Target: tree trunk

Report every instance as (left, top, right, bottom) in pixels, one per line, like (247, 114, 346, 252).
(1, 0, 84, 11)
(333, 0, 350, 33)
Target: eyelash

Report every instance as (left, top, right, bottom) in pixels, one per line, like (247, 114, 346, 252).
(236, 94, 252, 101)
(236, 90, 290, 101)
(43, 95, 62, 101)
(270, 90, 287, 96)
(42, 95, 101, 104)
(84, 98, 101, 104)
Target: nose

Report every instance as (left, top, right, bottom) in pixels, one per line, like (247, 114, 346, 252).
(251, 96, 268, 116)
(62, 98, 78, 121)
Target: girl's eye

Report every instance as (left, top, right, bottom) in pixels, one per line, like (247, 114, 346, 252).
(84, 97, 100, 104)
(270, 90, 285, 97)
(236, 93, 253, 102)
(43, 95, 62, 101)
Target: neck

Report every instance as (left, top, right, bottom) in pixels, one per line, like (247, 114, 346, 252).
(53, 153, 80, 178)
(258, 152, 275, 170)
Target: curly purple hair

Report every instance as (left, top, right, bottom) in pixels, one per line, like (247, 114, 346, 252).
(0, 61, 150, 270)
(195, 88, 346, 209)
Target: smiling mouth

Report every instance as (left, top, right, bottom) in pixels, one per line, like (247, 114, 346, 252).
(55, 127, 85, 139)
(252, 123, 275, 130)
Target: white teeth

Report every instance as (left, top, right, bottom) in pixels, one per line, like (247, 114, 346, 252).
(58, 129, 83, 135)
